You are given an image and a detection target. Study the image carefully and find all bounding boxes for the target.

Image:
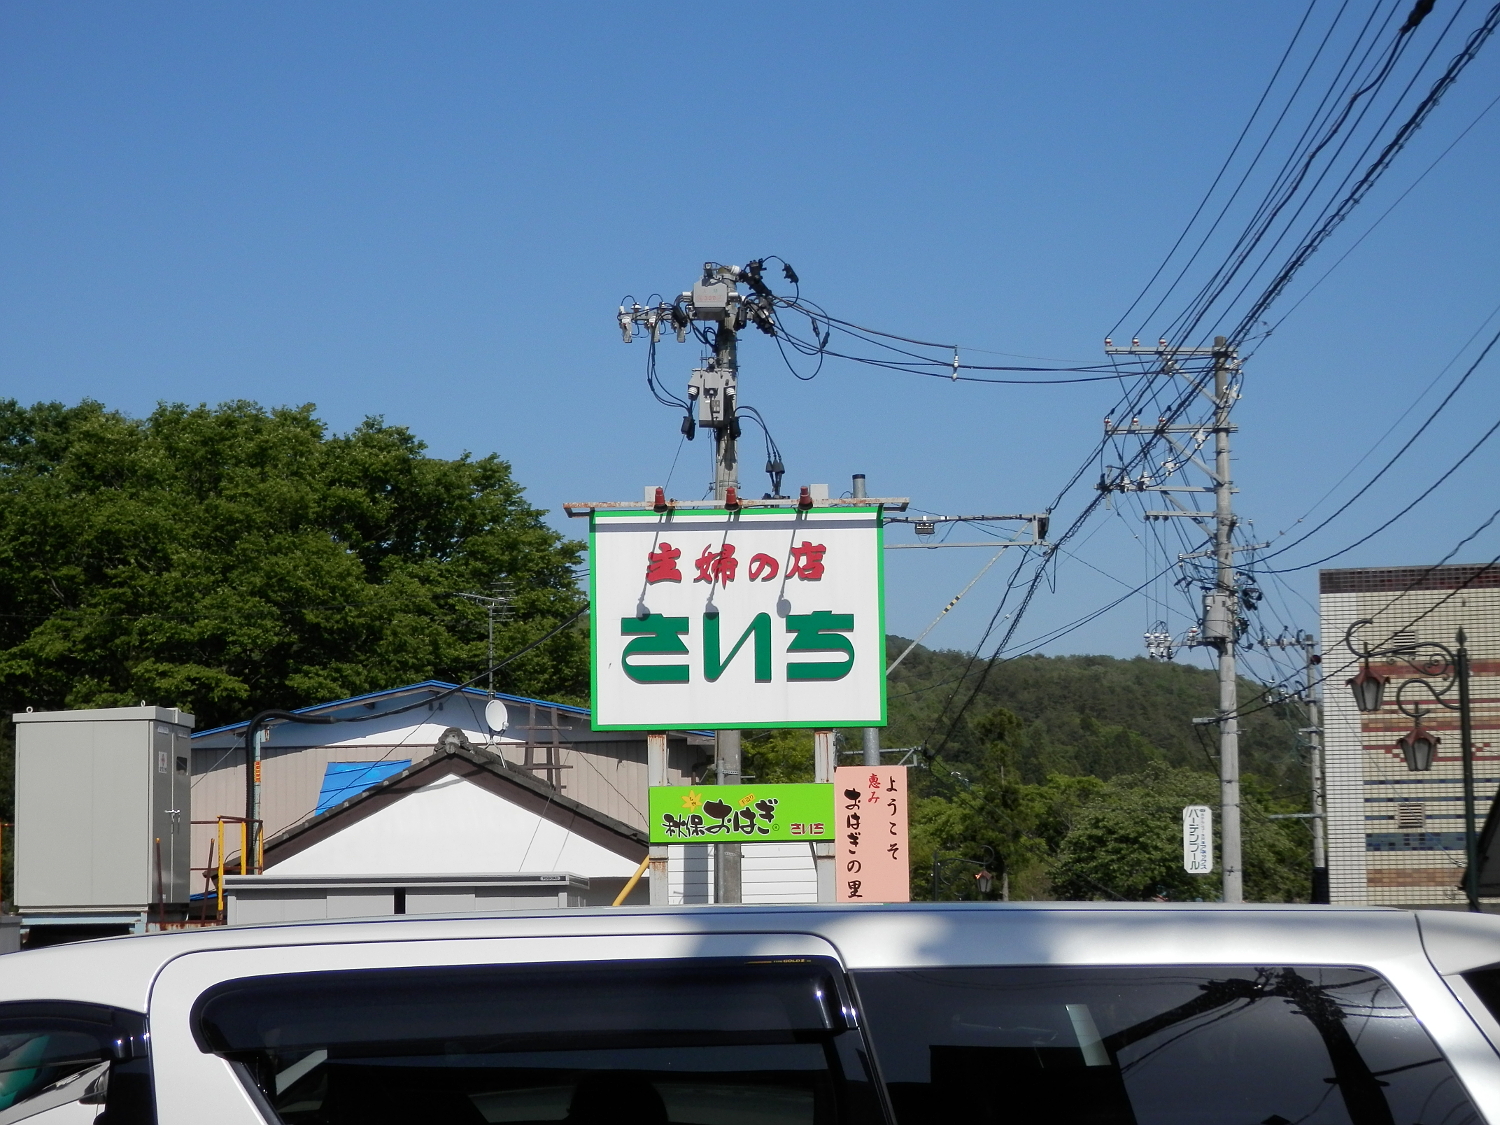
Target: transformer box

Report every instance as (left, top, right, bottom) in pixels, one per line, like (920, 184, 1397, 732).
(14, 706, 194, 930)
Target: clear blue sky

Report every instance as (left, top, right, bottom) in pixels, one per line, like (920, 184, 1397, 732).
(2, 2, 1497, 688)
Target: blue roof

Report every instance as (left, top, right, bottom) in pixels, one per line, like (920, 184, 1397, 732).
(192, 680, 591, 739)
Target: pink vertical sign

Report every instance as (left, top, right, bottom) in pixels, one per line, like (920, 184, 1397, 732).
(834, 765, 910, 903)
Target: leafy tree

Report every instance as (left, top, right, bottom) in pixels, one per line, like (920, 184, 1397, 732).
(1048, 764, 1309, 902)
(885, 641, 1308, 800)
(740, 728, 816, 784)
(0, 399, 587, 730)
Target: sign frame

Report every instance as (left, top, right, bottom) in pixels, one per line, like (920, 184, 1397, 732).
(588, 506, 887, 731)
(648, 784, 835, 843)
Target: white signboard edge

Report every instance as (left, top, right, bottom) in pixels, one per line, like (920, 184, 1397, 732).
(587, 505, 888, 731)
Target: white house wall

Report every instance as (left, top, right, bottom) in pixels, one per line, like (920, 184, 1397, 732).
(663, 842, 818, 905)
(266, 775, 641, 879)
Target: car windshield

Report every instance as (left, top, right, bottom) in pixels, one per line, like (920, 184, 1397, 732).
(194, 958, 882, 1125)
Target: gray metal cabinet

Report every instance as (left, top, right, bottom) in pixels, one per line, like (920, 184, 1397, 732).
(14, 705, 194, 925)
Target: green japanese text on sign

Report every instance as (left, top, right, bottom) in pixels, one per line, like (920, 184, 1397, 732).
(648, 783, 834, 843)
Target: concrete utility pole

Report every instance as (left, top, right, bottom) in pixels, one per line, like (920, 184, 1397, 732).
(700, 268, 744, 905)
(647, 731, 669, 906)
(853, 473, 882, 768)
(1102, 335, 1245, 902)
(1301, 632, 1329, 903)
(1209, 338, 1242, 904)
(814, 730, 836, 901)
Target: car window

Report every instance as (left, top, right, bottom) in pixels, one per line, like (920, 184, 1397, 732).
(853, 965, 1477, 1125)
(193, 958, 884, 1125)
(0, 1002, 151, 1125)
(1460, 963, 1500, 1027)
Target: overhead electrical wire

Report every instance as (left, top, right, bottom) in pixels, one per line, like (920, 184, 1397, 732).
(616, 0, 1494, 758)
(1252, 320, 1500, 570)
(1230, 505, 1500, 723)
(913, 0, 1496, 750)
(1111, 0, 1328, 338)
(1169, 0, 1460, 352)
(1136, 0, 1409, 345)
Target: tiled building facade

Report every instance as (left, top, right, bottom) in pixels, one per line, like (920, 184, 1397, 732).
(1320, 564, 1500, 906)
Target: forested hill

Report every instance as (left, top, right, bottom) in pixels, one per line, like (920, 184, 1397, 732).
(883, 639, 1308, 798)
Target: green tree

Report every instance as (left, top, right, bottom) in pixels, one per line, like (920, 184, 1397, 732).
(910, 709, 1055, 900)
(0, 399, 587, 730)
(885, 641, 1307, 799)
(1047, 763, 1309, 902)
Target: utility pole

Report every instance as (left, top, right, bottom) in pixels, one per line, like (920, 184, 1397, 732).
(1103, 335, 1244, 902)
(702, 268, 743, 905)
(1210, 337, 1242, 904)
(854, 473, 882, 768)
(1301, 632, 1328, 903)
(618, 262, 888, 905)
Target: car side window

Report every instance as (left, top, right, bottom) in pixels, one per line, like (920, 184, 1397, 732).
(1460, 963, 1500, 1026)
(0, 1002, 152, 1125)
(853, 965, 1477, 1125)
(193, 957, 885, 1125)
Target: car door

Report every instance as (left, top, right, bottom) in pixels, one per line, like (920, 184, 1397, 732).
(148, 931, 886, 1125)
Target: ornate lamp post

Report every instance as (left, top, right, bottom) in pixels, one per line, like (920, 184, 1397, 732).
(1345, 619, 1478, 912)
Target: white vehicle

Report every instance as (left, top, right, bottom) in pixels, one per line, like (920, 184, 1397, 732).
(1, 903, 1500, 1125)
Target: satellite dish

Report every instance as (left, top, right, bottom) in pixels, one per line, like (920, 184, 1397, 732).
(485, 698, 510, 734)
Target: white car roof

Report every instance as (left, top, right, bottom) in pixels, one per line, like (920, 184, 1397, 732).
(0, 901, 1486, 1014)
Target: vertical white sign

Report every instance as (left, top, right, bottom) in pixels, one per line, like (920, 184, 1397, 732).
(1183, 804, 1213, 874)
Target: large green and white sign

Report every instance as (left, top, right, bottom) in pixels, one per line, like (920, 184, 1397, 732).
(649, 784, 834, 843)
(590, 507, 885, 729)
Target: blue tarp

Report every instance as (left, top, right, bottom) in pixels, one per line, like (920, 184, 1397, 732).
(315, 760, 411, 815)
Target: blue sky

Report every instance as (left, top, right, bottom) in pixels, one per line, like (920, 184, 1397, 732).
(2, 2, 1497, 687)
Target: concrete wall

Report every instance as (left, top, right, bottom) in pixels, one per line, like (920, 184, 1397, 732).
(225, 874, 586, 924)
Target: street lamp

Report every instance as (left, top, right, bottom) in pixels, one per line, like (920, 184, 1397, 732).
(1397, 721, 1439, 774)
(1345, 619, 1478, 911)
(1347, 663, 1389, 713)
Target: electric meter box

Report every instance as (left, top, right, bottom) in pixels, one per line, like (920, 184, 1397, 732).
(14, 706, 194, 916)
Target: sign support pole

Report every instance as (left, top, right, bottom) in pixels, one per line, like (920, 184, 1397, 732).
(814, 730, 836, 902)
(647, 731, 669, 905)
(715, 731, 742, 903)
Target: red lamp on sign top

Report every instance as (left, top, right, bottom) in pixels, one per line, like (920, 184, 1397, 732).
(1397, 721, 1439, 773)
(1348, 663, 1389, 713)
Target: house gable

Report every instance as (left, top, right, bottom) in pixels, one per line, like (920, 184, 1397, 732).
(261, 738, 647, 879)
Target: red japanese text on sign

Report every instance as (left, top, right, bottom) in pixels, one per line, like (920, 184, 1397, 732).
(788, 541, 826, 580)
(748, 553, 779, 581)
(645, 543, 682, 584)
(834, 765, 909, 903)
(692, 544, 738, 586)
(646, 541, 830, 586)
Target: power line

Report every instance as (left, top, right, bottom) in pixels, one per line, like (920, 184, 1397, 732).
(1254, 319, 1500, 569)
